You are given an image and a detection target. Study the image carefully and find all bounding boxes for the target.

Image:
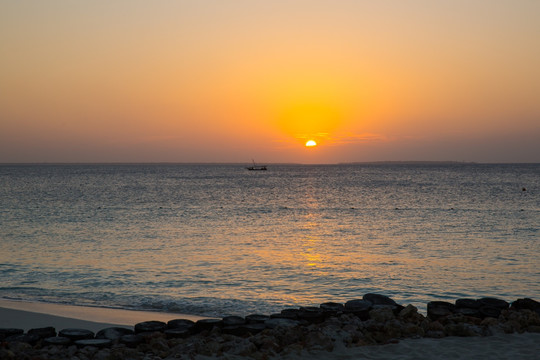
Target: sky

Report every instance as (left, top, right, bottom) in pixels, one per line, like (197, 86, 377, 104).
(1, 0, 539, 164)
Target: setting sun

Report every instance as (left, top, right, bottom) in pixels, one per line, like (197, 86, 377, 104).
(305, 140, 317, 147)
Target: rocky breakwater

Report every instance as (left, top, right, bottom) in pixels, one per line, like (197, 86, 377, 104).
(1, 295, 539, 359)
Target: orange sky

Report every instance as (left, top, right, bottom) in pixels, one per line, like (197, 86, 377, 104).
(1, 1, 539, 163)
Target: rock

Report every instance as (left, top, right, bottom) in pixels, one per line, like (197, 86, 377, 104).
(222, 325, 249, 336)
(501, 319, 521, 334)
(255, 335, 280, 352)
(95, 327, 134, 340)
(245, 314, 270, 324)
(304, 331, 334, 352)
(198, 339, 221, 356)
(66, 345, 79, 358)
(456, 307, 481, 318)
(527, 325, 540, 333)
(242, 323, 266, 335)
(149, 336, 169, 353)
(398, 304, 418, 318)
(226, 340, 258, 357)
(5, 333, 41, 345)
(78, 344, 99, 358)
(344, 299, 372, 320)
(264, 318, 299, 329)
(134, 320, 167, 333)
(58, 328, 95, 341)
(444, 323, 482, 337)
(480, 317, 499, 327)
(28, 326, 56, 339)
(455, 298, 480, 309)
(0, 349, 15, 360)
(194, 318, 223, 332)
(67, 344, 78, 357)
(363, 293, 397, 306)
(282, 343, 304, 356)
(298, 307, 325, 323)
(502, 308, 540, 329)
(427, 321, 444, 332)
(278, 308, 300, 320)
(93, 349, 111, 360)
(446, 313, 470, 324)
(6, 341, 32, 353)
(478, 297, 509, 310)
(75, 338, 113, 348)
(479, 306, 502, 319)
(369, 307, 395, 323)
(427, 301, 456, 320)
(0, 328, 23, 341)
(164, 327, 191, 338)
(425, 330, 445, 338)
(402, 323, 424, 337)
(44, 336, 72, 346)
(223, 315, 246, 327)
(167, 318, 195, 329)
(383, 319, 403, 339)
(45, 344, 62, 356)
(111, 347, 143, 359)
(511, 298, 540, 311)
(320, 302, 344, 316)
(120, 334, 144, 347)
(7, 297, 540, 359)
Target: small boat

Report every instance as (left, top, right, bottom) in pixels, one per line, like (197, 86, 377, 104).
(246, 160, 267, 171)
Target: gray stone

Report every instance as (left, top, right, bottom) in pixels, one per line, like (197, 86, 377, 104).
(134, 321, 167, 333)
(363, 293, 398, 306)
(245, 314, 270, 324)
(0, 328, 23, 341)
(478, 298, 509, 310)
(194, 318, 223, 332)
(95, 327, 133, 340)
(120, 334, 144, 347)
(264, 318, 299, 329)
(222, 315, 246, 327)
(59, 328, 95, 341)
(5, 333, 41, 345)
(398, 304, 418, 318)
(75, 338, 113, 348)
(28, 326, 56, 339)
(427, 301, 455, 320)
(167, 318, 195, 329)
(44, 336, 72, 346)
(369, 307, 395, 322)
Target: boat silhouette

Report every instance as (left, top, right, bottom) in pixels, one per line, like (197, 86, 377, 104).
(246, 160, 267, 171)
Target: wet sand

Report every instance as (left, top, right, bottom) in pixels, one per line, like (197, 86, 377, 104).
(0, 299, 206, 331)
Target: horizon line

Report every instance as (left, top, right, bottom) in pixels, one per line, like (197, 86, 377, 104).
(1, 161, 539, 166)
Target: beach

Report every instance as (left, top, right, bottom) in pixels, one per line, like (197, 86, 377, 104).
(0, 299, 206, 331)
(308, 333, 540, 360)
(2, 298, 540, 359)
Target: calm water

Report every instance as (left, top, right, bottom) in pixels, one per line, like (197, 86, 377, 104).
(0, 164, 539, 316)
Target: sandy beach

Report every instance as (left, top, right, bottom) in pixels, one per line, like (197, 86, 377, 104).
(1, 299, 540, 359)
(0, 299, 206, 331)
(302, 333, 540, 360)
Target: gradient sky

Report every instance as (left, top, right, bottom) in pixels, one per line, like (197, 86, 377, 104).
(1, 0, 539, 163)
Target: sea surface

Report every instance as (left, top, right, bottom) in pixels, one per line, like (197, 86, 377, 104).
(1, 164, 539, 316)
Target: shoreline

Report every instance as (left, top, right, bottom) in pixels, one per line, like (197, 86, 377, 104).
(0, 299, 208, 331)
(1, 297, 540, 359)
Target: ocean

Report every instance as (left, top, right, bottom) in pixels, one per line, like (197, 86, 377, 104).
(0, 163, 538, 317)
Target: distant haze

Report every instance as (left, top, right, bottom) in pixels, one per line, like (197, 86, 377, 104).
(1, 1, 539, 164)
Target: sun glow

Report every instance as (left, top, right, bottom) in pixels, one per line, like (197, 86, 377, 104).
(305, 140, 317, 147)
